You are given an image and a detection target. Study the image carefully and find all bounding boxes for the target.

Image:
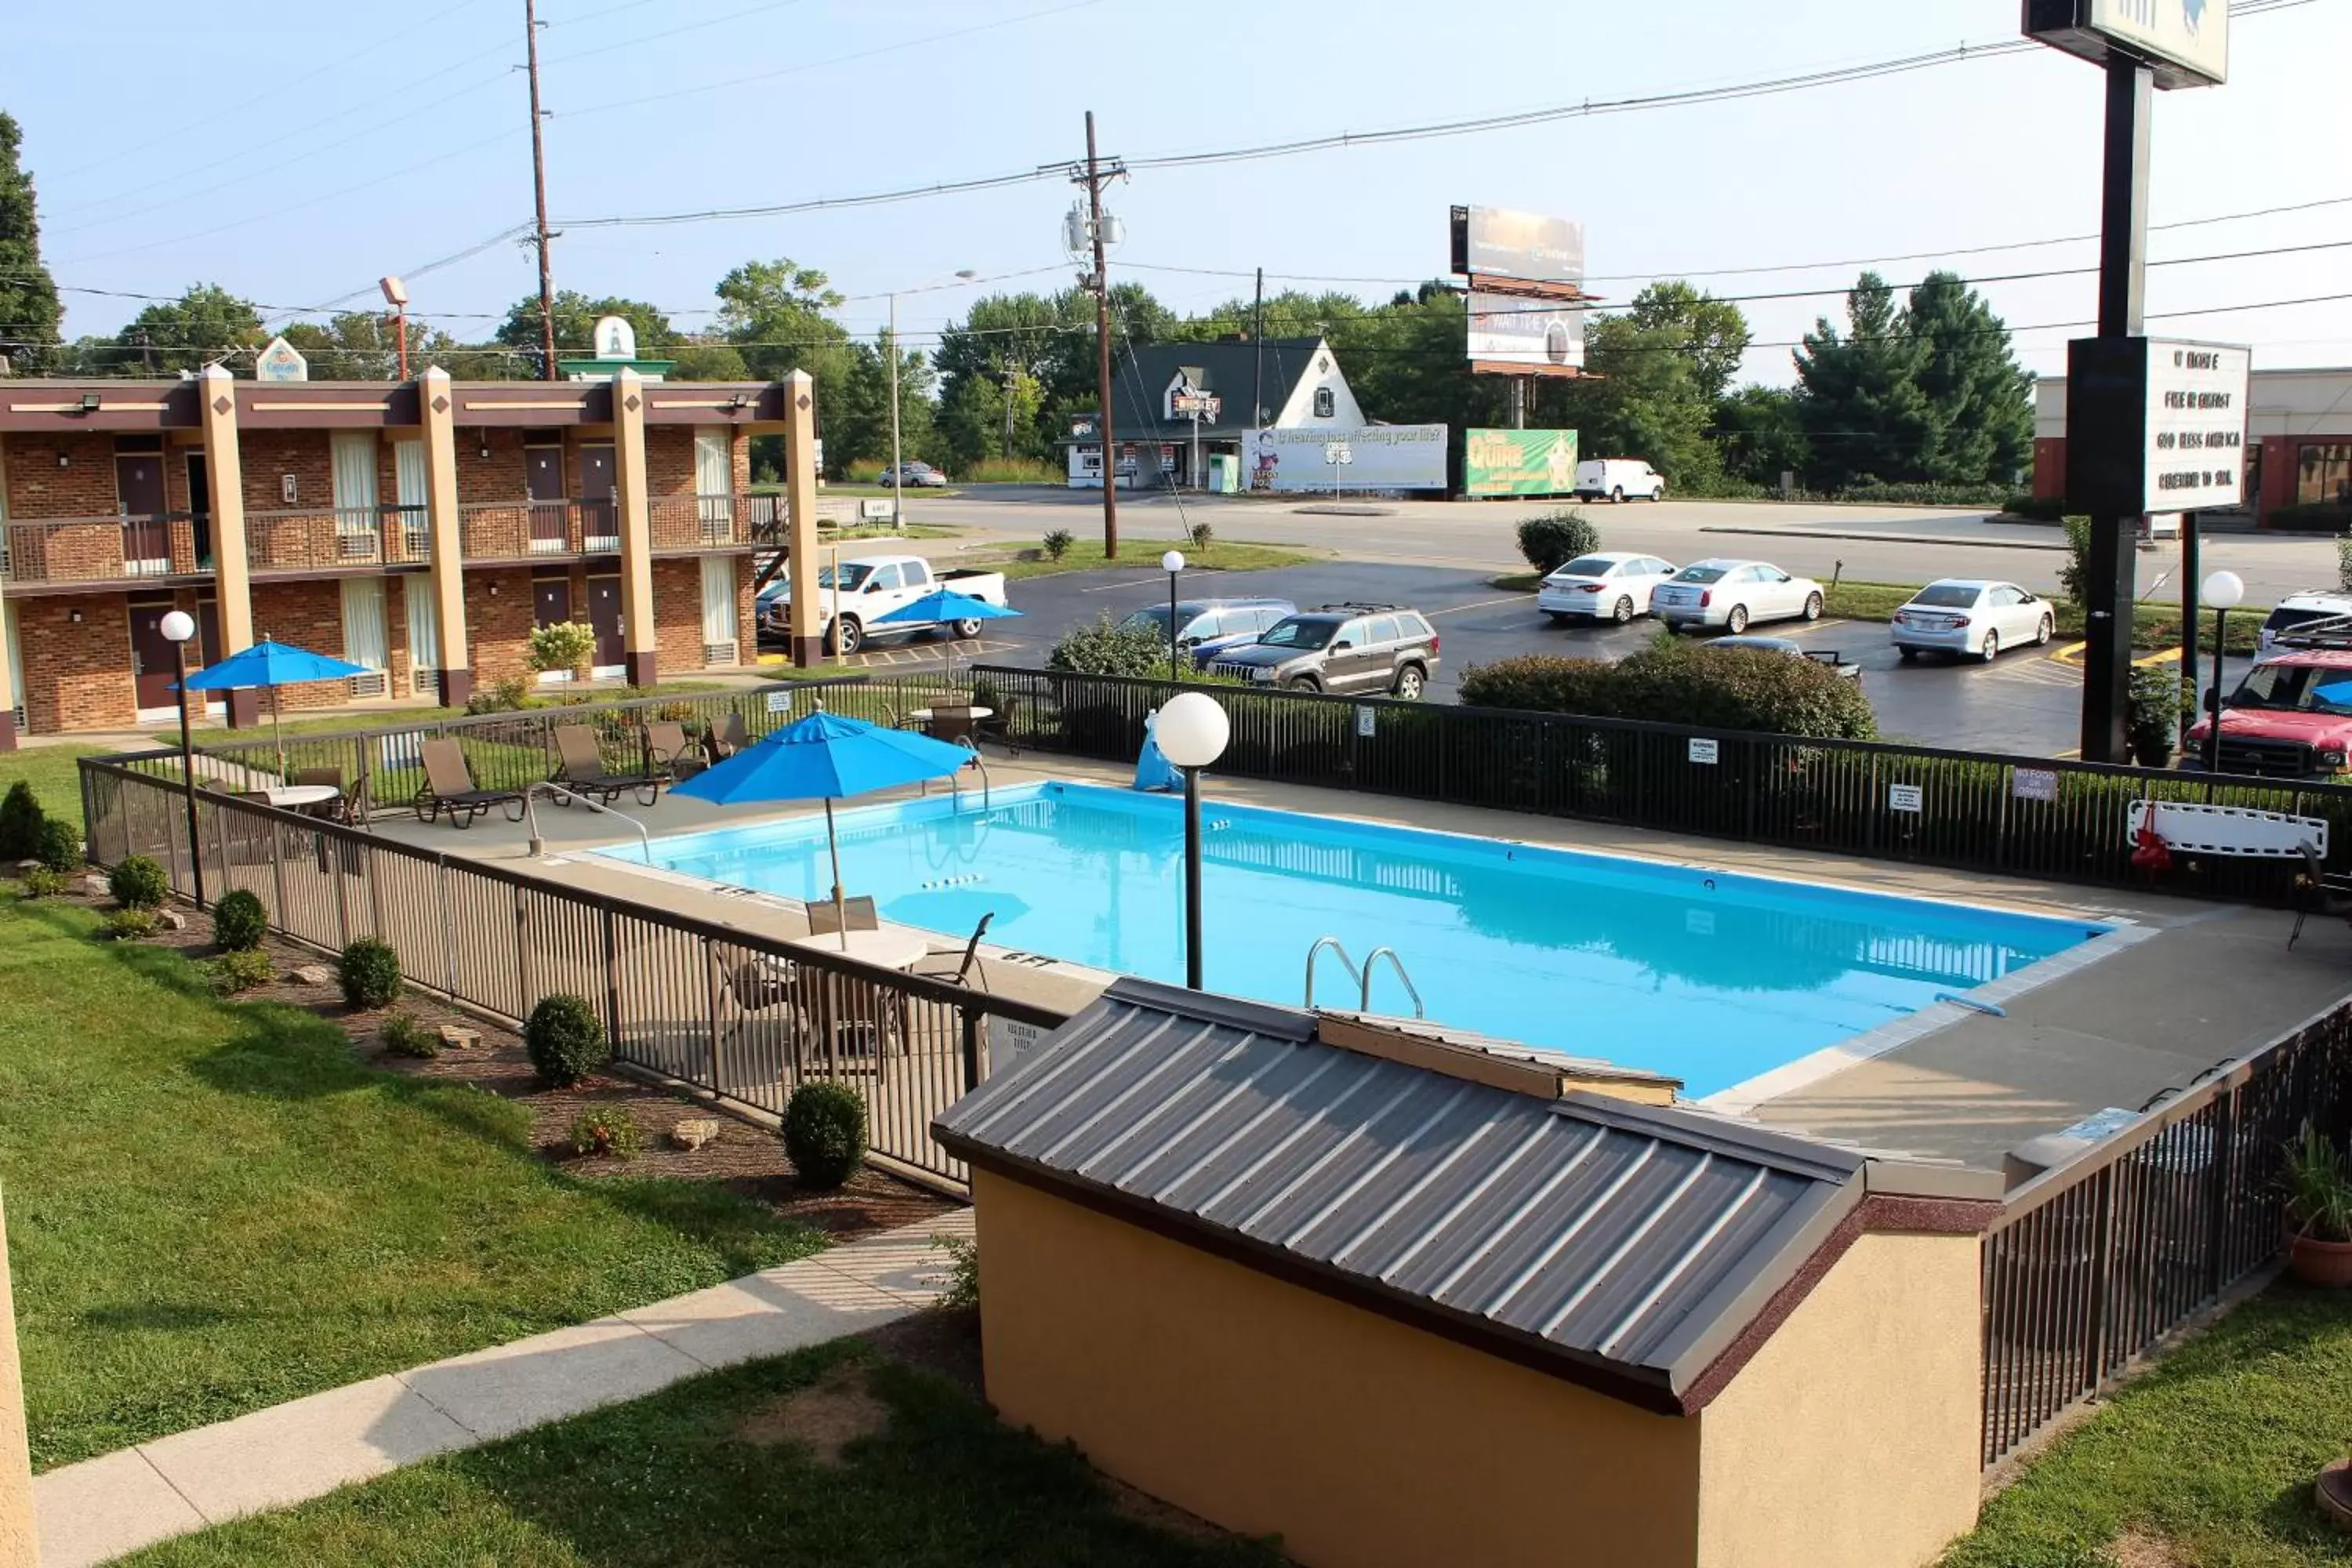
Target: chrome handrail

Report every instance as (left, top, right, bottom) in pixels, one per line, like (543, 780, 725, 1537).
(1304, 935, 1361, 1010)
(1359, 946, 1425, 1018)
(521, 781, 652, 864)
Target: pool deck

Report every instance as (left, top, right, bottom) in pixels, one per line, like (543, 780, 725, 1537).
(372, 753, 2352, 1177)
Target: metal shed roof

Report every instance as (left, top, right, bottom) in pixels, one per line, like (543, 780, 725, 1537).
(935, 980, 1874, 1413)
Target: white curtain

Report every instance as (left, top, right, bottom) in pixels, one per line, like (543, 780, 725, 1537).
(4, 600, 22, 727)
(331, 432, 379, 556)
(700, 555, 738, 663)
(405, 579, 440, 686)
(340, 578, 389, 697)
(695, 429, 733, 541)
(393, 439, 428, 555)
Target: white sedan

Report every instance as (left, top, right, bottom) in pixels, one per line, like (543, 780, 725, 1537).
(1652, 559, 1825, 633)
(1537, 551, 1680, 625)
(1890, 579, 2056, 663)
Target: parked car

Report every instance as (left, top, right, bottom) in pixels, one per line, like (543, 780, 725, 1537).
(756, 553, 1007, 654)
(1118, 598, 1296, 665)
(1206, 604, 1440, 698)
(2259, 591, 2352, 653)
(1889, 579, 2054, 663)
(1571, 458, 1666, 503)
(1651, 560, 1824, 633)
(1704, 634, 1863, 681)
(1537, 552, 1679, 625)
(873, 461, 949, 488)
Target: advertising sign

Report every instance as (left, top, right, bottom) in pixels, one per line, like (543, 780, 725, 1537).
(1465, 429, 1580, 497)
(1450, 206, 1584, 288)
(2024, 0, 2227, 88)
(1171, 391, 1221, 421)
(253, 336, 308, 383)
(2064, 336, 2250, 516)
(1244, 426, 1446, 493)
(1468, 293, 1586, 370)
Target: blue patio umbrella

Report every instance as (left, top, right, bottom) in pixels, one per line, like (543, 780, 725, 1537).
(672, 708, 974, 948)
(875, 588, 1023, 633)
(180, 638, 373, 775)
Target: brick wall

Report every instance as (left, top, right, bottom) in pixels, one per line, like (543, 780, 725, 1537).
(466, 566, 537, 686)
(241, 430, 336, 515)
(652, 559, 704, 670)
(15, 593, 135, 732)
(249, 579, 350, 711)
(735, 553, 756, 669)
(4, 433, 121, 519)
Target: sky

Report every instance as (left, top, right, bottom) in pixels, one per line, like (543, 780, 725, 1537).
(4, 0, 2347, 390)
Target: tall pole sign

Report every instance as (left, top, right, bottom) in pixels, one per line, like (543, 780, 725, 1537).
(2023, 0, 2231, 763)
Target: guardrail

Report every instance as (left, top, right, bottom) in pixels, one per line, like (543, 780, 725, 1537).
(78, 752, 1060, 1190)
(971, 665, 2352, 897)
(2, 513, 192, 583)
(247, 504, 430, 571)
(1979, 999, 2352, 1466)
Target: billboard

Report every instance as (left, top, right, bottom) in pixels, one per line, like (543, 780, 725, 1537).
(1243, 425, 1447, 493)
(1467, 293, 1585, 371)
(1465, 429, 1580, 497)
(2023, 0, 2227, 87)
(1450, 206, 1584, 289)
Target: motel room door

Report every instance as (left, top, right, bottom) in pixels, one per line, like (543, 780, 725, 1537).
(578, 444, 619, 551)
(533, 573, 572, 630)
(127, 600, 180, 712)
(585, 575, 624, 676)
(115, 449, 169, 575)
(525, 441, 568, 554)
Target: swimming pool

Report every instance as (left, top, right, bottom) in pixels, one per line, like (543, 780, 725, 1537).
(612, 782, 2108, 1098)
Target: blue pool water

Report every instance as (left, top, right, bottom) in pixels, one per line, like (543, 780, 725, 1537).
(618, 782, 2104, 1098)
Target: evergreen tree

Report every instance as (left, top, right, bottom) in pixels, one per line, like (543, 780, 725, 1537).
(1714, 385, 1811, 489)
(1559, 282, 1751, 492)
(1904, 270, 2034, 487)
(0, 111, 60, 375)
(1791, 272, 1934, 489)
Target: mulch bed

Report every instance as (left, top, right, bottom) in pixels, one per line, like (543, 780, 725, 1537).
(54, 884, 954, 1243)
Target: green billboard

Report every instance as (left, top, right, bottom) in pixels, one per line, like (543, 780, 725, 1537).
(1464, 428, 1578, 497)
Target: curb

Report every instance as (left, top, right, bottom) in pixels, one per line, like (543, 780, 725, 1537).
(1697, 525, 2067, 553)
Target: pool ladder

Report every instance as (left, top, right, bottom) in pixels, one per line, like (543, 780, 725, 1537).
(1304, 937, 1425, 1019)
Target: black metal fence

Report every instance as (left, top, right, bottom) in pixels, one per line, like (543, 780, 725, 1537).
(973, 665, 2352, 898)
(79, 756, 1060, 1190)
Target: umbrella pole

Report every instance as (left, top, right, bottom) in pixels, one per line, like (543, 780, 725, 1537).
(271, 685, 286, 779)
(825, 797, 849, 953)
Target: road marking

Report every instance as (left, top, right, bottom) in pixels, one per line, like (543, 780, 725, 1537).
(2054, 748, 2082, 759)
(1426, 593, 1537, 618)
(1080, 577, 1178, 594)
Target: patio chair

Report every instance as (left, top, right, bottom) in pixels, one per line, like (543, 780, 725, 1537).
(920, 706, 984, 748)
(2290, 840, 2352, 949)
(710, 711, 752, 760)
(413, 739, 527, 829)
(805, 895, 879, 936)
(643, 720, 705, 782)
(550, 724, 661, 808)
(912, 911, 993, 990)
(720, 953, 814, 1082)
(291, 765, 354, 824)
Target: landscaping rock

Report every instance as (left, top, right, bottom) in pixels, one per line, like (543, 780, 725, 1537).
(290, 964, 336, 986)
(154, 909, 187, 932)
(437, 1024, 482, 1051)
(80, 874, 110, 898)
(670, 1117, 722, 1151)
(14, 858, 39, 875)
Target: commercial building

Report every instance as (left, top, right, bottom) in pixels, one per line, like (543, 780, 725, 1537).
(0, 363, 815, 746)
(2032, 365, 2352, 522)
(1063, 337, 1368, 491)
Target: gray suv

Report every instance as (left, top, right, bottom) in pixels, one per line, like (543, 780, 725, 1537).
(1206, 604, 1440, 699)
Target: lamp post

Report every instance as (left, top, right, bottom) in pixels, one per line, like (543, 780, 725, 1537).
(379, 275, 409, 380)
(2201, 569, 2244, 775)
(1153, 691, 1230, 990)
(1160, 550, 1185, 673)
(886, 268, 978, 528)
(158, 609, 205, 909)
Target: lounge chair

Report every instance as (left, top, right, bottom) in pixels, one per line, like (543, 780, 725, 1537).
(710, 711, 752, 760)
(805, 895, 879, 936)
(551, 724, 660, 808)
(913, 911, 993, 990)
(2291, 840, 2352, 949)
(643, 720, 704, 782)
(414, 739, 527, 829)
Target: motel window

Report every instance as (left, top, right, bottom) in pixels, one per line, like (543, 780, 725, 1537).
(1313, 387, 1335, 418)
(2299, 443, 2352, 505)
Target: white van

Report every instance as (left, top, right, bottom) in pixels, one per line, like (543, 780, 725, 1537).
(1572, 458, 1666, 503)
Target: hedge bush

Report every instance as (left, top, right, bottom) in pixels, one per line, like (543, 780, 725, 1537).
(1458, 638, 1877, 741)
(379, 1009, 440, 1059)
(98, 908, 161, 942)
(339, 936, 403, 1011)
(568, 1106, 642, 1159)
(0, 782, 45, 862)
(1831, 481, 2014, 507)
(206, 948, 275, 993)
(782, 1080, 867, 1189)
(210, 889, 268, 953)
(107, 855, 169, 910)
(2001, 494, 2067, 522)
(1515, 509, 1602, 574)
(2271, 500, 2352, 535)
(1047, 612, 1173, 678)
(524, 993, 608, 1087)
(33, 819, 80, 874)
(17, 867, 69, 899)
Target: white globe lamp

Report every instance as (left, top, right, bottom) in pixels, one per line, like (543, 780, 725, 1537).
(2199, 571, 2246, 775)
(158, 609, 196, 644)
(1156, 691, 1230, 989)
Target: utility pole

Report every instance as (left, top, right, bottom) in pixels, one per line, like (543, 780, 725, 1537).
(524, 0, 558, 382)
(887, 290, 903, 527)
(1250, 267, 1265, 426)
(1002, 365, 1018, 459)
(1083, 111, 1118, 559)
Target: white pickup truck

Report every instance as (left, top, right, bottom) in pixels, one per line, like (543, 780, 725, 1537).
(756, 554, 1011, 655)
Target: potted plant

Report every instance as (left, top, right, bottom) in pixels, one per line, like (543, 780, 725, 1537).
(2282, 1123, 2352, 1287)
(2126, 664, 2178, 768)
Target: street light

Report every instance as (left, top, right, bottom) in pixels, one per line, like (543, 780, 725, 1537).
(2201, 570, 2245, 775)
(379, 275, 409, 379)
(887, 268, 978, 528)
(1154, 691, 1230, 990)
(1160, 550, 1185, 673)
(158, 609, 205, 909)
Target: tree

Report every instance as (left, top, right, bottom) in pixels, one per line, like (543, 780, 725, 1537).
(492, 291, 677, 379)
(65, 284, 264, 376)
(1714, 386, 1811, 489)
(1903, 270, 2034, 487)
(711, 257, 847, 383)
(1791, 272, 1934, 490)
(280, 310, 459, 380)
(0, 111, 61, 375)
(1558, 282, 1751, 492)
(816, 335, 936, 478)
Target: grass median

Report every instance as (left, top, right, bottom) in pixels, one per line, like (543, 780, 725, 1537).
(989, 539, 1320, 581)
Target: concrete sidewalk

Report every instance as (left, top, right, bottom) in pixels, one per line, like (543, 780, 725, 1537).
(31, 1210, 973, 1568)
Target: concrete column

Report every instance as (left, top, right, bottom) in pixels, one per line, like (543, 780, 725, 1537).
(0, 1189, 37, 1568)
(197, 365, 259, 728)
(416, 368, 473, 707)
(612, 366, 657, 687)
(782, 370, 822, 667)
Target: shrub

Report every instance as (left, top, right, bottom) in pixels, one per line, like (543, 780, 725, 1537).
(98, 908, 161, 942)
(206, 948, 275, 993)
(2127, 664, 2181, 753)
(1831, 481, 2014, 508)
(1047, 612, 1172, 679)
(1188, 520, 1214, 551)
(782, 1080, 866, 1189)
(33, 818, 80, 874)
(2002, 493, 2067, 523)
(379, 1008, 440, 1059)
(1515, 509, 1601, 574)
(527, 619, 597, 676)
(17, 867, 69, 899)
(0, 781, 45, 862)
(466, 674, 535, 715)
(568, 1106, 643, 1159)
(2057, 514, 2094, 607)
(1458, 639, 1877, 742)
(108, 855, 169, 910)
(2284, 1123, 2352, 1243)
(1041, 527, 1074, 561)
(2339, 532, 2352, 596)
(2269, 501, 2352, 535)
(210, 888, 268, 952)
(339, 936, 403, 1010)
(934, 1232, 980, 1312)
(524, 993, 608, 1087)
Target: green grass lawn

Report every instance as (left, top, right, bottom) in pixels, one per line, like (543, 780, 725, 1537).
(991, 539, 1319, 581)
(0, 743, 103, 823)
(0, 895, 823, 1470)
(1945, 1283, 2352, 1567)
(123, 1338, 1276, 1568)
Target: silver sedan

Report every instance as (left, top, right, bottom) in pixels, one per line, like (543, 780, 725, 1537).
(1890, 579, 2056, 663)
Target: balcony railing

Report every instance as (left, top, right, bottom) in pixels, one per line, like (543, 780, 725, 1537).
(648, 491, 774, 550)
(1, 513, 201, 585)
(245, 504, 430, 573)
(458, 499, 616, 561)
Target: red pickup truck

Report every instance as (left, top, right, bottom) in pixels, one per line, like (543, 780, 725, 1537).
(2184, 644, 2352, 779)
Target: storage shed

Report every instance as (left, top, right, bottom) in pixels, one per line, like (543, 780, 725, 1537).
(936, 980, 2001, 1568)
